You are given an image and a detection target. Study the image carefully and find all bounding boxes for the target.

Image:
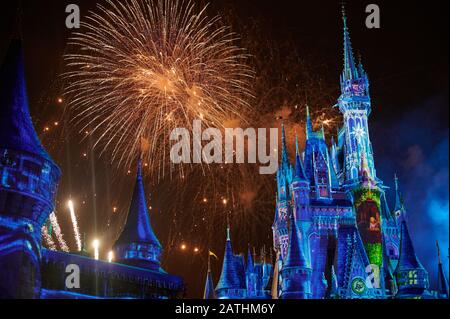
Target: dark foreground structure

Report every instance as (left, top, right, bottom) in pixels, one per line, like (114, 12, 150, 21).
(0, 38, 183, 299)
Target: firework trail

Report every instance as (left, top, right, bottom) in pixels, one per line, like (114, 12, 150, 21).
(63, 0, 253, 175)
(48, 212, 70, 252)
(68, 200, 82, 252)
(41, 225, 57, 251)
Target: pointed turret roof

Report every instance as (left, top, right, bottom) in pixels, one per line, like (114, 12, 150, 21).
(0, 38, 54, 162)
(294, 151, 307, 181)
(204, 270, 216, 299)
(395, 221, 425, 272)
(294, 134, 307, 181)
(216, 222, 246, 291)
(331, 265, 339, 297)
(305, 105, 313, 139)
(284, 214, 308, 269)
(281, 123, 290, 167)
(394, 174, 403, 212)
(246, 246, 254, 273)
(204, 255, 217, 299)
(341, 4, 359, 81)
(357, 52, 366, 76)
(115, 160, 161, 248)
(436, 241, 449, 297)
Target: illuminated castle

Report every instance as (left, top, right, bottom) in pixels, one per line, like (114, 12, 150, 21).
(208, 8, 449, 300)
(0, 37, 183, 299)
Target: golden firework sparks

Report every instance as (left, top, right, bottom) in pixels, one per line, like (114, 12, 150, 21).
(63, 0, 253, 175)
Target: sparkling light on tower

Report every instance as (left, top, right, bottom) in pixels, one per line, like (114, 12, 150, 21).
(108, 251, 114, 263)
(49, 212, 70, 252)
(68, 200, 82, 252)
(93, 239, 100, 260)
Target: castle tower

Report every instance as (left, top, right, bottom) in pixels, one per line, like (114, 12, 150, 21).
(203, 254, 217, 299)
(338, 5, 377, 183)
(292, 136, 310, 221)
(215, 222, 246, 299)
(436, 241, 449, 299)
(273, 125, 293, 260)
(302, 107, 335, 201)
(393, 174, 406, 223)
(113, 159, 162, 271)
(245, 247, 257, 298)
(0, 39, 61, 298)
(280, 213, 312, 299)
(394, 220, 429, 298)
(277, 124, 294, 202)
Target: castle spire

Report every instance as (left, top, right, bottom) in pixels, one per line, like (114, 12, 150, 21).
(280, 212, 312, 299)
(394, 174, 402, 211)
(246, 246, 254, 273)
(436, 241, 449, 298)
(215, 222, 246, 296)
(394, 220, 429, 298)
(281, 123, 290, 166)
(204, 253, 217, 299)
(394, 174, 406, 221)
(113, 159, 162, 270)
(341, 3, 358, 81)
(294, 148, 307, 181)
(0, 39, 55, 161)
(305, 105, 313, 139)
(357, 51, 366, 76)
(226, 213, 231, 241)
(284, 214, 308, 269)
(330, 265, 339, 298)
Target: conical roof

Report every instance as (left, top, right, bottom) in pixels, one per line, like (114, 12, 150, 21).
(0, 39, 54, 162)
(204, 270, 216, 299)
(341, 4, 359, 81)
(294, 152, 307, 181)
(395, 221, 424, 272)
(216, 227, 245, 290)
(115, 161, 161, 248)
(284, 215, 308, 269)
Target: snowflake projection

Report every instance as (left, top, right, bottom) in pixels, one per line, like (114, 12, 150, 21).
(352, 124, 366, 143)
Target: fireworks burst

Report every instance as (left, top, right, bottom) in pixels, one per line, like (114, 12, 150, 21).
(63, 0, 253, 175)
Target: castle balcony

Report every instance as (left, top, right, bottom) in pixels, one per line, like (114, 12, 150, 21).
(0, 149, 60, 226)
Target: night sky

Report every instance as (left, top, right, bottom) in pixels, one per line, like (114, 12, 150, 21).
(0, 0, 448, 298)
